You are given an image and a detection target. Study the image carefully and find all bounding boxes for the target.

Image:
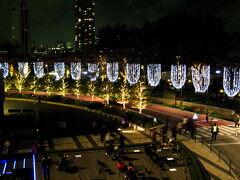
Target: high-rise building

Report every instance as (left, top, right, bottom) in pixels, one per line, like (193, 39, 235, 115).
(11, 0, 30, 55)
(75, 0, 96, 51)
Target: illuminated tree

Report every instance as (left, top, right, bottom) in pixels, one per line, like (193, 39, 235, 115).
(132, 80, 148, 114)
(87, 80, 96, 101)
(14, 68, 30, 92)
(101, 82, 113, 104)
(29, 77, 38, 94)
(118, 58, 130, 109)
(59, 78, 68, 96)
(99, 55, 107, 81)
(73, 80, 81, 99)
(4, 77, 12, 92)
(42, 74, 55, 95)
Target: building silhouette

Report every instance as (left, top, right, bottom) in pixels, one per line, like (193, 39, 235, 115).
(74, 0, 96, 52)
(11, 0, 30, 55)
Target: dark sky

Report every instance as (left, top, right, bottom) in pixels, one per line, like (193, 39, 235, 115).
(1, 0, 240, 47)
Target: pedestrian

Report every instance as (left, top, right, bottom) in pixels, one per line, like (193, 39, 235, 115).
(206, 110, 209, 123)
(234, 114, 240, 128)
(119, 133, 126, 149)
(211, 123, 219, 141)
(41, 154, 51, 180)
(2, 140, 10, 155)
(184, 118, 191, 134)
(171, 126, 177, 140)
(190, 122, 196, 139)
(177, 120, 183, 135)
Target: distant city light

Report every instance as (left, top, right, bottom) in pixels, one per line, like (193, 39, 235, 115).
(215, 70, 221, 74)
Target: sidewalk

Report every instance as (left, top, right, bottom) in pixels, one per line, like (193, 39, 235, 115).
(178, 135, 235, 180)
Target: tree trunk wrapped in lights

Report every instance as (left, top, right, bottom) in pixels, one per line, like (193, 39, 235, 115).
(88, 80, 96, 101)
(29, 77, 38, 94)
(223, 67, 240, 97)
(73, 80, 81, 99)
(102, 82, 113, 104)
(33, 62, 44, 78)
(171, 64, 186, 89)
(43, 74, 55, 95)
(147, 64, 161, 86)
(54, 62, 65, 81)
(99, 56, 107, 81)
(118, 58, 130, 109)
(0, 62, 9, 77)
(107, 62, 119, 82)
(191, 64, 210, 93)
(126, 63, 140, 85)
(18, 62, 29, 78)
(59, 78, 68, 96)
(71, 62, 81, 80)
(132, 80, 148, 114)
(88, 63, 99, 81)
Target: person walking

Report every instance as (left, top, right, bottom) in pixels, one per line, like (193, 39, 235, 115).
(171, 126, 178, 140)
(190, 122, 196, 139)
(42, 155, 52, 180)
(119, 133, 126, 149)
(211, 123, 219, 141)
(206, 110, 209, 123)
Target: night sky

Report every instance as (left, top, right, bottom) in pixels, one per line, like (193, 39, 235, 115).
(1, 0, 240, 47)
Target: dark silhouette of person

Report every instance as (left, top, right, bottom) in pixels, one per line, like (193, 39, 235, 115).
(211, 123, 219, 141)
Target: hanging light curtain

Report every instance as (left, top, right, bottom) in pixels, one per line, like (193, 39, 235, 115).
(88, 63, 99, 81)
(223, 67, 240, 97)
(0, 62, 9, 77)
(171, 64, 186, 89)
(54, 62, 65, 81)
(18, 62, 29, 77)
(191, 64, 210, 93)
(126, 63, 140, 85)
(71, 62, 81, 80)
(147, 64, 161, 86)
(107, 62, 119, 82)
(33, 62, 44, 78)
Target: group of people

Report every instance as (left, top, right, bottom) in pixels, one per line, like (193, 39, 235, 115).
(117, 161, 137, 179)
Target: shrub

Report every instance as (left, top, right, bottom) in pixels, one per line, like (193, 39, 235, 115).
(87, 102, 104, 109)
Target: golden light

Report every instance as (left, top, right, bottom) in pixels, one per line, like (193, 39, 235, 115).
(219, 89, 224, 93)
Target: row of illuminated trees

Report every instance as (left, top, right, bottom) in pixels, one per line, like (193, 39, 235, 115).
(3, 58, 148, 113)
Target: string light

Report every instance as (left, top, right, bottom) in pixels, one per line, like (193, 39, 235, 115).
(171, 64, 186, 89)
(107, 62, 119, 82)
(18, 62, 28, 77)
(88, 63, 99, 81)
(54, 62, 65, 81)
(147, 64, 161, 86)
(0, 62, 9, 77)
(126, 63, 140, 85)
(71, 62, 81, 80)
(33, 62, 44, 78)
(191, 64, 210, 93)
(223, 67, 240, 97)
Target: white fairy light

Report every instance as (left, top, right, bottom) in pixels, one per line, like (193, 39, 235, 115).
(18, 62, 28, 77)
(0, 62, 9, 77)
(147, 64, 161, 86)
(191, 65, 210, 93)
(71, 62, 81, 80)
(107, 62, 119, 82)
(223, 67, 240, 97)
(88, 63, 99, 81)
(171, 64, 186, 89)
(33, 62, 44, 78)
(126, 63, 140, 85)
(54, 62, 65, 81)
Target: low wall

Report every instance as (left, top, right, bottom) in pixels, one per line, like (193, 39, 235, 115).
(150, 97, 235, 116)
